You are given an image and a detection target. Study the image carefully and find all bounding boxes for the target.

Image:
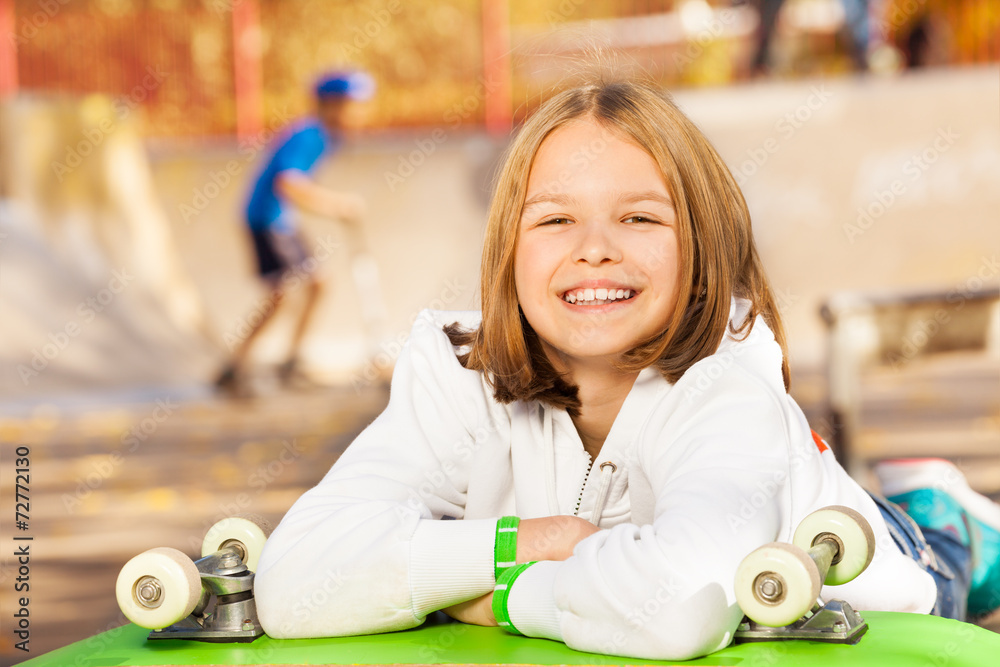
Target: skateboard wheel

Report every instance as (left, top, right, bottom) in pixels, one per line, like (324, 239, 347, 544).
(735, 543, 822, 627)
(202, 514, 272, 573)
(116, 547, 201, 629)
(792, 505, 875, 586)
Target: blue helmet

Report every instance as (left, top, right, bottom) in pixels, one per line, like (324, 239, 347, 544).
(314, 71, 375, 101)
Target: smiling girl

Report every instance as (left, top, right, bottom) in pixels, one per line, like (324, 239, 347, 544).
(254, 80, 1000, 660)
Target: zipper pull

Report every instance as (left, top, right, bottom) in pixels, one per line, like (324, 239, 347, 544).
(590, 461, 617, 526)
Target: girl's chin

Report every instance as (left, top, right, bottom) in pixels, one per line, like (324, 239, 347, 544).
(541, 338, 639, 366)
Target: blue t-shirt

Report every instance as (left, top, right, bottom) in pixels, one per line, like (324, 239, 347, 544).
(245, 119, 340, 231)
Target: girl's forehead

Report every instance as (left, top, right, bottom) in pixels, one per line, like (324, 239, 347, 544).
(536, 118, 621, 154)
(525, 119, 671, 197)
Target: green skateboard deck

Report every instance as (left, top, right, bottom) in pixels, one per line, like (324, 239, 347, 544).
(17, 611, 1000, 666)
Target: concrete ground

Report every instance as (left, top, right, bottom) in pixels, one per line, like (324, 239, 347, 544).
(0, 384, 391, 663)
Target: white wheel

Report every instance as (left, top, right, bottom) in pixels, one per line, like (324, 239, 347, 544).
(201, 515, 272, 572)
(116, 547, 201, 629)
(793, 505, 875, 586)
(735, 543, 822, 627)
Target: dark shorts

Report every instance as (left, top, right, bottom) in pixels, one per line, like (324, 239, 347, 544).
(250, 228, 311, 282)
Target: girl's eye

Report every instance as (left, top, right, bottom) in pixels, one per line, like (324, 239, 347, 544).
(539, 217, 571, 225)
(623, 215, 657, 224)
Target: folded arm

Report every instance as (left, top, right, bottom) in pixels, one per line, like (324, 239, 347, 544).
(498, 369, 793, 660)
(254, 313, 503, 638)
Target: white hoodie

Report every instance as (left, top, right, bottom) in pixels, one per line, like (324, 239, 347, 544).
(254, 301, 936, 661)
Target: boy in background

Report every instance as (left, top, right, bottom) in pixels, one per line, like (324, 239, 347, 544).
(216, 71, 374, 393)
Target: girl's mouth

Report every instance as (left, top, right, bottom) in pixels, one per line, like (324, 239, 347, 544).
(561, 288, 636, 306)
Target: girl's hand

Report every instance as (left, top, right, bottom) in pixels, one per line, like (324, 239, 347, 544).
(442, 516, 598, 626)
(517, 515, 600, 562)
(442, 592, 496, 626)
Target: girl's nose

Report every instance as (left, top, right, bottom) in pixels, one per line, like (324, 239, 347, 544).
(572, 222, 622, 266)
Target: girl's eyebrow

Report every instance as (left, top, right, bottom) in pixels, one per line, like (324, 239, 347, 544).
(616, 190, 675, 209)
(522, 192, 574, 210)
(522, 190, 675, 211)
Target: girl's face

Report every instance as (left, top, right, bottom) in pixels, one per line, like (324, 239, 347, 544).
(514, 118, 682, 372)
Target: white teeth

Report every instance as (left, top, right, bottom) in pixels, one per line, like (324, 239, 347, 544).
(562, 288, 635, 305)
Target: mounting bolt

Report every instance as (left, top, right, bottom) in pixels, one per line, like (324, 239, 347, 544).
(220, 551, 240, 568)
(242, 620, 254, 631)
(833, 621, 847, 633)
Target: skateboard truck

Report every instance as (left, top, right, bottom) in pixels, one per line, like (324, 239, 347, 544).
(117, 516, 271, 643)
(148, 547, 264, 642)
(736, 599, 868, 644)
(734, 506, 875, 645)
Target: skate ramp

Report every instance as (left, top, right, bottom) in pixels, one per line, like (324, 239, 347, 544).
(0, 95, 218, 405)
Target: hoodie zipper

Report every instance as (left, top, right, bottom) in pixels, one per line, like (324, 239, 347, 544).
(549, 407, 619, 524)
(573, 452, 593, 517)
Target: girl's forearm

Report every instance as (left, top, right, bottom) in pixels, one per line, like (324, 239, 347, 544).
(516, 515, 601, 563)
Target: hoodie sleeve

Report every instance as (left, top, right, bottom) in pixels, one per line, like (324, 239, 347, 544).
(503, 351, 794, 661)
(254, 311, 503, 639)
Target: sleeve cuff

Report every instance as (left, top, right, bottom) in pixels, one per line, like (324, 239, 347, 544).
(504, 559, 564, 641)
(409, 518, 497, 617)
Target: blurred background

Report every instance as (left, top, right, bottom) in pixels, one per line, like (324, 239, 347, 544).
(0, 0, 998, 663)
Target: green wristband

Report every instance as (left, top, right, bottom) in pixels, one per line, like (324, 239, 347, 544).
(492, 561, 536, 635)
(494, 515, 520, 581)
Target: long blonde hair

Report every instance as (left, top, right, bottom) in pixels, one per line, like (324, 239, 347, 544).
(447, 80, 789, 413)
